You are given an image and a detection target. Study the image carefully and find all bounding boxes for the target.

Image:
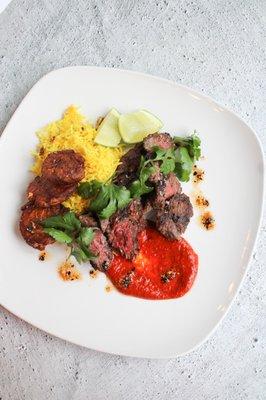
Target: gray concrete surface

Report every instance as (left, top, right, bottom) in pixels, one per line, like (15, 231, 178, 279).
(0, 0, 265, 399)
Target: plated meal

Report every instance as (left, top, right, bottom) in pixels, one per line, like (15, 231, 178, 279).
(19, 105, 213, 300)
(1, 66, 263, 357)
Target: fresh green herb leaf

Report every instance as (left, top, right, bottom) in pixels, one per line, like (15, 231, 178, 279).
(160, 157, 176, 174)
(78, 180, 102, 198)
(78, 227, 94, 246)
(140, 164, 155, 182)
(99, 197, 117, 219)
(75, 239, 97, 260)
(151, 147, 176, 175)
(151, 134, 201, 181)
(71, 247, 90, 263)
(80, 245, 96, 260)
(78, 180, 132, 219)
(42, 212, 81, 232)
(62, 211, 81, 231)
(42, 211, 97, 265)
(42, 215, 72, 231)
(129, 180, 142, 197)
(130, 179, 154, 198)
(174, 133, 201, 161)
(129, 157, 155, 198)
(114, 186, 131, 209)
(43, 228, 73, 244)
(152, 147, 167, 160)
(175, 147, 193, 182)
(89, 185, 111, 212)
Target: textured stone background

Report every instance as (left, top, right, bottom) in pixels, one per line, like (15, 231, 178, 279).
(0, 1, 265, 399)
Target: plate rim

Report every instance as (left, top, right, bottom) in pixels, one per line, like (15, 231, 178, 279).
(0, 65, 264, 359)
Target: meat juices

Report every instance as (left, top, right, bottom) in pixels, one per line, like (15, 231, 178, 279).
(20, 203, 65, 250)
(41, 150, 85, 184)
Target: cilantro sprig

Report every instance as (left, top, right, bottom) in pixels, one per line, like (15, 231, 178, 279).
(78, 181, 131, 219)
(152, 147, 176, 174)
(174, 133, 201, 161)
(145, 133, 201, 183)
(129, 156, 155, 198)
(173, 133, 201, 182)
(130, 132, 201, 191)
(42, 211, 96, 264)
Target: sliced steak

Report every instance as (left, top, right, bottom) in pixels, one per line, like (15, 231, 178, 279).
(148, 162, 161, 184)
(143, 132, 174, 152)
(20, 203, 65, 250)
(78, 213, 113, 271)
(113, 143, 143, 186)
(167, 193, 193, 218)
(149, 165, 181, 206)
(142, 200, 154, 221)
(99, 218, 109, 233)
(41, 150, 85, 184)
(105, 199, 146, 259)
(27, 176, 76, 207)
(155, 193, 193, 239)
(89, 229, 113, 272)
(160, 172, 181, 200)
(107, 219, 140, 259)
(79, 214, 98, 228)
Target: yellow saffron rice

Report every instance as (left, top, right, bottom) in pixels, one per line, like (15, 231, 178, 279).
(31, 106, 124, 213)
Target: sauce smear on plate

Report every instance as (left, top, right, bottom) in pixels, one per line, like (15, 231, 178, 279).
(107, 228, 198, 300)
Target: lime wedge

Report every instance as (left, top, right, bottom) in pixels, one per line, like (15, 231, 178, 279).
(95, 109, 121, 147)
(118, 110, 163, 143)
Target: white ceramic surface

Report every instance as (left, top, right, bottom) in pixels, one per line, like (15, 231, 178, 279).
(0, 0, 12, 14)
(0, 67, 264, 358)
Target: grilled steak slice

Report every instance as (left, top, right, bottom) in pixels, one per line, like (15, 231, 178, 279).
(158, 172, 181, 201)
(155, 193, 193, 239)
(113, 143, 143, 186)
(149, 165, 181, 206)
(79, 214, 98, 228)
(143, 132, 174, 152)
(89, 229, 113, 271)
(78, 214, 113, 271)
(41, 150, 85, 184)
(105, 199, 146, 259)
(20, 203, 65, 250)
(167, 193, 193, 218)
(142, 200, 154, 221)
(108, 219, 139, 259)
(119, 197, 144, 222)
(27, 176, 76, 207)
(99, 218, 109, 233)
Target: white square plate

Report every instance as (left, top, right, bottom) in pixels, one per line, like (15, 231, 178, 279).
(0, 67, 264, 358)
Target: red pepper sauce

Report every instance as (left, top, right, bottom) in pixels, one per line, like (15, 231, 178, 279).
(107, 228, 198, 300)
